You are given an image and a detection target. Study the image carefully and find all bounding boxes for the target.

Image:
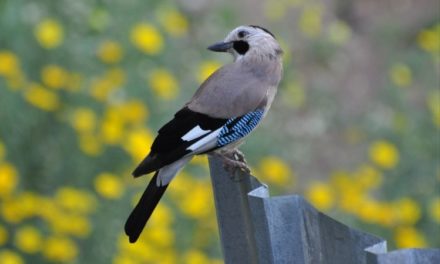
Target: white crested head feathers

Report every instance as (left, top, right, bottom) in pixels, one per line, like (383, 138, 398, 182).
(208, 25, 283, 61)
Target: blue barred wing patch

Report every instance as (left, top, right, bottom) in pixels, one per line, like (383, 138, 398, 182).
(217, 109, 264, 147)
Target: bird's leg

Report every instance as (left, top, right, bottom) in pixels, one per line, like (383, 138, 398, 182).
(222, 149, 250, 174)
(211, 149, 251, 178)
(231, 149, 246, 163)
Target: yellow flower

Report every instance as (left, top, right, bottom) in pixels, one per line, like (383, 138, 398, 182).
(1, 199, 24, 223)
(331, 171, 366, 213)
(124, 129, 152, 160)
(0, 162, 18, 198)
(168, 172, 193, 200)
(417, 27, 440, 53)
(299, 4, 323, 38)
(1, 193, 42, 223)
(306, 181, 335, 211)
(130, 23, 163, 54)
(390, 63, 412, 87)
(143, 225, 174, 247)
(354, 164, 382, 190)
(43, 236, 78, 262)
(147, 203, 173, 227)
(393, 198, 421, 225)
(159, 9, 189, 37)
(341, 189, 367, 215)
(429, 197, 440, 223)
(330, 170, 351, 189)
(394, 226, 427, 248)
(55, 187, 97, 214)
(0, 51, 24, 90)
(181, 181, 212, 218)
(197, 60, 221, 83)
(113, 254, 142, 264)
(328, 20, 351, 45)
(124, 128, 154, 161)
(78, 133, 102, 156)
(50, 214, 91, 237)
(18, 192, 41, 218)
(90, 77, 114, 101)
(120, 100, 149, 125)
(14, 226, 43, 254)
(36, 197, 59, 221)
(356, 199, 382, 223)
(0, 225, 7, 246)
(0, 51, 20, 77)
(0, 250, 24, 264)
(98, 40, 123, 64)
(100, 106, 125, 144)
(369, 140, 399, 169)
(148, 68, 178, 100)
(95, 172, 124, 199)
(258, 156, 293, 186)
(117, 235, 161, 261)
(112, 254, 136, 264)
(67, 216, 91, 237)
(101, 117, 124, 144)
(41, 64, 68, 89)
(374, 202, 396, 227)
(24, 83, 60, 111)
(183, 250, 209, 264)
(34, 18, 63, 49)
(427, 89, 440, 128)
(71, 107, 97, 134)
(90, 68, 125, 101)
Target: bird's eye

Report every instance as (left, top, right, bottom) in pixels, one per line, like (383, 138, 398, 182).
(237, 30, 248, 38)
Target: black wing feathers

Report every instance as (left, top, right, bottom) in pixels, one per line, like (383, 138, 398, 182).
(132, 107, 227, 177)
(124, 172, 168, 243)
(151, 107, 226, 153)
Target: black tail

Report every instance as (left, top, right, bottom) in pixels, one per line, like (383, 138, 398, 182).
(124, 172, 168, 243)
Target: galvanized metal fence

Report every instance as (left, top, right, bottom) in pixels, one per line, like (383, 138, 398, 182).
(208, 156, 440, 264)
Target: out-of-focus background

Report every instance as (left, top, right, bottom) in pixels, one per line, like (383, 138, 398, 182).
(0, 0, 439, 263)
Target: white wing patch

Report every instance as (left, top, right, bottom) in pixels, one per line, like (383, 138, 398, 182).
(181, 125, 211, 141)
(187, 128, 222, 152)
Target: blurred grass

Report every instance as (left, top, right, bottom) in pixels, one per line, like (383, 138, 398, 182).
(0, 0, 439, 263)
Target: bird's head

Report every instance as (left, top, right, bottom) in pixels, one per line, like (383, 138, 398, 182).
(208, 25, 283, 61)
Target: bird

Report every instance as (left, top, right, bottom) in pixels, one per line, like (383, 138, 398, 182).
(125, 25, 283, 243)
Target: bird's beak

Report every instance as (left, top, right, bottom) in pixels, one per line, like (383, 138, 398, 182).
(207, 41, 233, 52)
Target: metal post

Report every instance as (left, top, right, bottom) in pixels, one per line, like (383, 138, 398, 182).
(208, 155, 440, 264)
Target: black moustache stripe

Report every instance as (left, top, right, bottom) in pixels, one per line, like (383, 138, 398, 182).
(233, 41, 249, 55)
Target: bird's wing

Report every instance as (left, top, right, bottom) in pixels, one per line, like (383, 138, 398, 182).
(132, 107, 265, 177)
(132, 107, 225, 176)
(187, 62, 275, 118)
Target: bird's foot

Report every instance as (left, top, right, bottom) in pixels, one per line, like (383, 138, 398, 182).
(222, 157, 250, 174)
(229, 149, 247, 163)
(212, 149, 250, 181)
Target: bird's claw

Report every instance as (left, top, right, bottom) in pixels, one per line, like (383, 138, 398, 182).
(211, 149, 250, 181)
(231, 149, 246, 163)
(222, 158, 250, 174)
